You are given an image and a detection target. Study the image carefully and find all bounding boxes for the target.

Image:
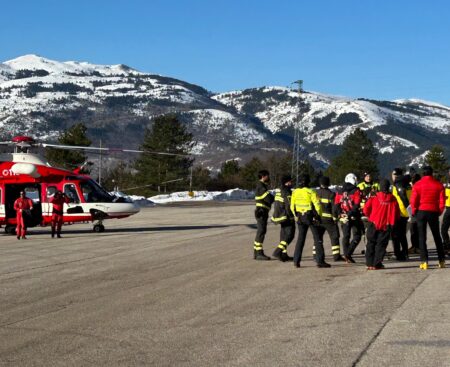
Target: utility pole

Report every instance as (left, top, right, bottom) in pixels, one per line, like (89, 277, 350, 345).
(98, 138, 102, 185)
(291, 80, 303, 185)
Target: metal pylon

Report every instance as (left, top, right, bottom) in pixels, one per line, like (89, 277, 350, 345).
(291, 80, 303, 185)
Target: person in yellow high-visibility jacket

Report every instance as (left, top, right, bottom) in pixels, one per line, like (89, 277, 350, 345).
(290, 174, 330, 268)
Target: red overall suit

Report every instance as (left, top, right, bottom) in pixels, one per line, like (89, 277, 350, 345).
(51, 195, 70, 237)
(14, 196, 34, 239)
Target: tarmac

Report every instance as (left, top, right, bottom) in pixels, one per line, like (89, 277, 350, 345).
(0, 202, 449, 366)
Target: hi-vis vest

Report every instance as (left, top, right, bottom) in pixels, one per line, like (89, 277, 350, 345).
(254, 181, 274, 210)
(445, 184, 450, 208)
(271, 187, 293, 223)
(290, 187, 322, 216)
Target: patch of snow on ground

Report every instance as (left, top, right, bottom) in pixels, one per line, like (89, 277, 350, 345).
(149, 189, 254, 204)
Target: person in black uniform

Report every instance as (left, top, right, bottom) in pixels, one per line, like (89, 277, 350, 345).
(253, 170, 274, 260)
(271, 174, 295, 262)
(315, 176, 344, 262)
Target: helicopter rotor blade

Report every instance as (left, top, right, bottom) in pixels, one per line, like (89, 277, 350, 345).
(40, 143, 191, 157)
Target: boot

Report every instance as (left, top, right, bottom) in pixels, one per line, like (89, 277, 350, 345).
(317, 262, 331, 268)
(272, 248, 284, 261)
(333, 254, 345, 262)
(254, 250, 270, 261)
(438, 261, 446, 269)
(57, 232, 62, 238)
(419, 262, 428, 270)
(294, 262, 300, 268)
(51, 228, 55, 238)
(344, 255, 355, 263)
(282, 252, 293, 262)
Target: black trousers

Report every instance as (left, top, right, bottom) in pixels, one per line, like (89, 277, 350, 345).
(416, 210, 445, 263)
(293, 223, 323, 265)
(409, 220, 419, 249)
(392, 216, 409, 259)
(441, 207, 450, 247)
(365, 223, 391, 267)
(315, 221, 341, 259)
(341, 219, 364, 257)
(279, 220, 296, 247)
(254, 209, 269, 250)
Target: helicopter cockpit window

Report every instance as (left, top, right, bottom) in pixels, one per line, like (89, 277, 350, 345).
(24, 186, 40, 203)
(46, 186, 57, 198)
(64, 184, 80, 203)
(80, 180, 113, 203)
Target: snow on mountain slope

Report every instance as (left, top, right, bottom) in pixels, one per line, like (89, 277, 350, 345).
(1, 55, 449, 172)
(213, 87, 450, 138)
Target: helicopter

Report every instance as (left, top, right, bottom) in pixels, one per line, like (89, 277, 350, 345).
(0, 135, 186, 234)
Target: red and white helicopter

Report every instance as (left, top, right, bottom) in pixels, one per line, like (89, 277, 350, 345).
(0, 136, 183, 234)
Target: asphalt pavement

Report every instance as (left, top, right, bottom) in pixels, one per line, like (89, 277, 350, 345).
(0, 203, 449, 366)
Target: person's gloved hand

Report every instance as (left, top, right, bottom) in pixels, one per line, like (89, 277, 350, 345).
(339, 215, 349, 224)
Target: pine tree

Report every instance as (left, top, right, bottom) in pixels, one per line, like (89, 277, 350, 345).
(192, 166, 212, 190)
(46, 123, 91, 170)
(134, 114, 195, 194)
(240, 157, 264, 190)
(102, 161, 135, 192)
(425, 145, 448, 180)
(218, 160, 242, 189)
(325, 128, 379, 185)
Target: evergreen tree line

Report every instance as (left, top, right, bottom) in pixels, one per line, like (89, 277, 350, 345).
(46, 117, 449, 197)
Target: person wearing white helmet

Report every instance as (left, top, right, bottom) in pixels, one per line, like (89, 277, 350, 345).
(334, 173, 364, 263)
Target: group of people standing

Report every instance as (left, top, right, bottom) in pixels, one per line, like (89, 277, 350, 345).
(13, 190, 70, 239)
(252, 166, 450, 270)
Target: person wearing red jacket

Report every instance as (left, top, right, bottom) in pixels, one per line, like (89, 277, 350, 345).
(410, 165, 446, 269)
(335, 173, 364, 263)
(13, 191, 34, 240)
(363, 179, 400, 269)
(51, 191, 70, 238)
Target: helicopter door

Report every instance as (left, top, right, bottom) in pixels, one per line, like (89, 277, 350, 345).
(4, 184, 43, 227)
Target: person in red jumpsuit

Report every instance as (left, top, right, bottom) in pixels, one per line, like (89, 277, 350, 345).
(51, 191, 70, 238)
(13, 191, 34, 240)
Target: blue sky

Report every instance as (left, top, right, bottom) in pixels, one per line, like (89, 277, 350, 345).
(1, 0, 449, 104)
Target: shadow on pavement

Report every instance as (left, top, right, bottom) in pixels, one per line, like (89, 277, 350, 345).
(18, 224, 241, 236)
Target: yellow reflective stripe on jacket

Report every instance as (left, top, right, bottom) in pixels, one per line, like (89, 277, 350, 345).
(271, 215, 287, 222)
(320, 198, 331, 203)
(255, 191, 270, 200)
(446, 188, 450, 207)
(322, 213, 333, 218)
(290, 188, 322, 216)
(256, 203, 270, 210)
(275, 196, 285, 203)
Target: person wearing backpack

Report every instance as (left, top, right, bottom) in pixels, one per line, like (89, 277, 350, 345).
(363, 179, 400, 269)
(290, 174, 330, 268)
(315, 176, 344, 262)
(391, 168, 412, 261)
(334, 173, 363, 263)
(271, 175, 295, 262)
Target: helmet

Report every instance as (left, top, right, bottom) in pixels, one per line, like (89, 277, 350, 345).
(344, 173, 357, 186)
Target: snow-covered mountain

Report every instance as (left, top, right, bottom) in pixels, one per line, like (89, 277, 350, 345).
(1, 55, 449, 173)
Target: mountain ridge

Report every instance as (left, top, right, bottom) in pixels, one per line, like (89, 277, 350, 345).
(1, 54, 449, 173)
